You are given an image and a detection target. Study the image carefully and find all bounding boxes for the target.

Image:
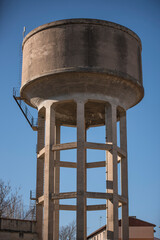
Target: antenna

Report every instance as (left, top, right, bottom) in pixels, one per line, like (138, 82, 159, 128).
(100, 216, 102, 227)
(23, 26, 26, 39)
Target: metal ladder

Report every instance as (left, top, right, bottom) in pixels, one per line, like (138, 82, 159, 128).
(13, 88, 38, 131)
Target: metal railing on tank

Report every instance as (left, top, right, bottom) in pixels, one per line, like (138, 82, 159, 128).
(13, 88, 38, 131)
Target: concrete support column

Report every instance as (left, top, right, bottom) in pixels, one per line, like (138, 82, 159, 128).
(76, 101, 86, 240)
(36, 114, 45, 240)
(53, 124, 60, 240)
(43, 104, 55, 240)
(105, 104, 119, 240)
(120, 112, 129, 240)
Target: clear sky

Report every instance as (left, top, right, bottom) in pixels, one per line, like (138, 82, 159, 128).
(0, 0, 160, 237)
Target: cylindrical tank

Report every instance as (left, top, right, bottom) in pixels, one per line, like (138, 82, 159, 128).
(21, 19, 144, 113)
(20, 19, 144, 240)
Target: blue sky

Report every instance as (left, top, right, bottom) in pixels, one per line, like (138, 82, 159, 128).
(1, 0, 160, 237)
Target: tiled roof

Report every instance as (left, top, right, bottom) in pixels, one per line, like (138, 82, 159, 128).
(87, 225, 106, 239)
(119, 217, 156, 227)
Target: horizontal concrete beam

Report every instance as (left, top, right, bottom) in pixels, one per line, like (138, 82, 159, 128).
(117, 156, 121, 163)
(52, 192, 77, 200)
(37, 147, 45, 159)
(51, 142, 118, 153)
(117, 146, 127, 158)
(51, 192, 116, 200)
(85, 142, 112, 151)
(59, 204, 107, 211)
(37, 195, 44, 204)
(37, 144, 124, 160)
(118, 202, 122, 207)
(87, 204, 106, 211)
(86, 192, 112, 200)
(59, 205, 77, 211)
(118, 195, 128, 204)
(86, 161, 106, 168)
(54, 160, 77, 168)
(52, 142, 77, 151)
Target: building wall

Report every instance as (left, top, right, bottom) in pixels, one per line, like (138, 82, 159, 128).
(88, 226, 154, 240)
(0, 218, 38, 240)
(0, 218, 155, 240)
(121, 226, 154, 239)
(0, 231, 37, 240)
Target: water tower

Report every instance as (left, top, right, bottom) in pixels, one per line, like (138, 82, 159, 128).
(20, 19, 144, 240)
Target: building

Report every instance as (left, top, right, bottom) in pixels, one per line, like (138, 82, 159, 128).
(87, 217, 156, 240)
(0, 218, 37, 240)
(0, 216, 156, 240)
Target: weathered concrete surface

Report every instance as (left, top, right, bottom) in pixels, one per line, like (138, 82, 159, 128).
(36, 114, 45, 240)
(43, 104, 55, 240)
(77, 101, 87, 240)
(21, 19, 144, 111)
(0, 218, 37, 240)
(105, 104, 119, 240)
(120, 112, 129, 240)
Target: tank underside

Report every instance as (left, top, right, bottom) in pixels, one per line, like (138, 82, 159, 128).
(21, 70, 143, 126)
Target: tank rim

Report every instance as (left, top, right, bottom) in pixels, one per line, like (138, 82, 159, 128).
(22, 18, 142, 49)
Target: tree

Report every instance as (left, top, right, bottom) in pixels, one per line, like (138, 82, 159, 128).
(0, 179, 27, 219)
(24, 200, 36, 220)
(59, 221, 76, 240)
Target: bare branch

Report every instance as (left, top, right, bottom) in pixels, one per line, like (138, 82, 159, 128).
(59, 221, 76, 240)
(0, 179, 35, 220)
